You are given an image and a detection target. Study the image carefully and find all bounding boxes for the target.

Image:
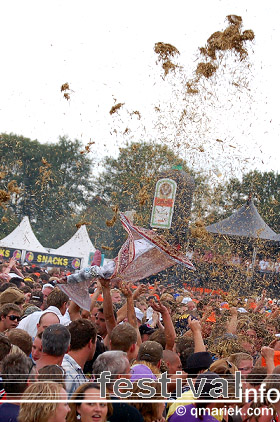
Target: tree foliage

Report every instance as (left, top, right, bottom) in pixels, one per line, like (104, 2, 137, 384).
(0, 133, 94, 247)
(212, 170, 280, 233)
(95, 141, 210, 253)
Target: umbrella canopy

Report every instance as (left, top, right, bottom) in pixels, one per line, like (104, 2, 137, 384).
(206, 199, 280, 242)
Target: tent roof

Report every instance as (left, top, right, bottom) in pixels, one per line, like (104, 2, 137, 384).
(0, 216, 49, 252)
(206, 200, 280, 241)
(54, 225, 96, 261)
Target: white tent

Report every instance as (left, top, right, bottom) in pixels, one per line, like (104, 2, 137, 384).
(54, 225, 96, 265)
(0, 216, 48, 253)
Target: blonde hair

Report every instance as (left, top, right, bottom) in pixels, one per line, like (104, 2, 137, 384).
(228, 352, 253, 368)
(18, 382, 65, 422)
(210, 358, 238, 375)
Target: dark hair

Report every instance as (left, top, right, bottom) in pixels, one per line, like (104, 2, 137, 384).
(6, 328, 33, 356)
(20, 286, 32, 294)
(98, 306, 117, 320)
(9, 277, 24, 289)
(0, 282, 17, 292)
(149, 329, 166, 349)
(0, 303, 22, 318)
(246, 367, 267, 386)
(40, 273, 50, 282)
(0, 333, 11, 361)
(37, 364, 66, 388)
(68, 319, 97, 351)
(1, 352, 33, 394)
(46, 288, 69, 309)
(110, 323, 137, 352)
(42, 324, 71, 356)
(29, 290, 44, 307)
(195, 371, 223, 420)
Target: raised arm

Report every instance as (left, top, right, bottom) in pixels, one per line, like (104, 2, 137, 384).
(261, 346, 275, 374)
(226, 307, 238, 335)
(188, 316, 206, 353)
(119, 282, 142, 346)
(117, 284, 146, 323)
(150, 300, 176, 351)
(100, 278, 117, 337)
(68, 281, 102, 321)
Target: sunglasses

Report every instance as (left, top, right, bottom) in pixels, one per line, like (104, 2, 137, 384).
(7, 315, 21, 321)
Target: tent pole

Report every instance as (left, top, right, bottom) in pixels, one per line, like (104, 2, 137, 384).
(246, 246, 257, 283)
(251, 246, 257, 278)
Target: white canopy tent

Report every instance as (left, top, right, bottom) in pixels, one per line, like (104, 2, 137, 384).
(0, 216, 48, 253)
(53, 224, 96, 266)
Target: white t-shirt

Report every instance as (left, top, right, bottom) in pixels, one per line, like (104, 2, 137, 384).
(17, 306, 71, 338)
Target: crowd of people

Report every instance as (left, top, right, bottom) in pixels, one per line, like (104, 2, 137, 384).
(0, 254, 280, 422)
(188, 250, 280, 275)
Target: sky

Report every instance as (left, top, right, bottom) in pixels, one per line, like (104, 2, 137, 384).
(1, 0, 280, 180)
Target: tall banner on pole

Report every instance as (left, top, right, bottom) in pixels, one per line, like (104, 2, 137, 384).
(150, 178, 177, 229)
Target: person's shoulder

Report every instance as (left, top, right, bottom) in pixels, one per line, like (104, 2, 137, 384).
(18, 310, 42, 325)
(111, 402, 144, 422)
(0, 402, 20, 420)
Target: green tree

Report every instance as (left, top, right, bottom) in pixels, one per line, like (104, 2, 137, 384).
(0, 133, 94, 247)
(95, 141, 210, 253)
(211, 170, 280, 233)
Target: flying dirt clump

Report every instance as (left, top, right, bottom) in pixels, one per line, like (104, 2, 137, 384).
(154, 42, 180, 76)
(186, 15, 255, 92)
(199, 15, 255, 62)
(196, 62, 217, 78)
(109, 103, 124, 115)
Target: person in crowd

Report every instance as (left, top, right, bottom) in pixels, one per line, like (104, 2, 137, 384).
(28, 290, 44, 309)
(0, 333, 11, 361)
(18, 381, 70, 422)
(168, 371, 225, 422)
(0, 334, 12, 399)
(139, 323, 156, 342)
(62, 319, 97, 396)
(20, 285, 32, 303)
(111, 288, 122, 305)
(42, 283, 55, 310)
(17, 288, 69, 338)
(36, 323, 71, 370)
(131, 382, 165, 422)
(0, 303, 22, 332)
(0, 286, 25, 308)
(110, 322, 139, 362)
(31, 331, 43, 362)
(137, 340, 163, 370)
(36, 311, 60, 335)
(228, 352, 254, 379)
(167, 352, 214, 419)
(67, 382, 113, 422)
(92, 350, 144, 422)
(0, 352, 34, 421)
(37, 364, 66, 387)
(94, 307, 108, 339)
(6, 328, 33, 356)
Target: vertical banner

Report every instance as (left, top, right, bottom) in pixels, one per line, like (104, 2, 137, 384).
(150, 178, 177, 229)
